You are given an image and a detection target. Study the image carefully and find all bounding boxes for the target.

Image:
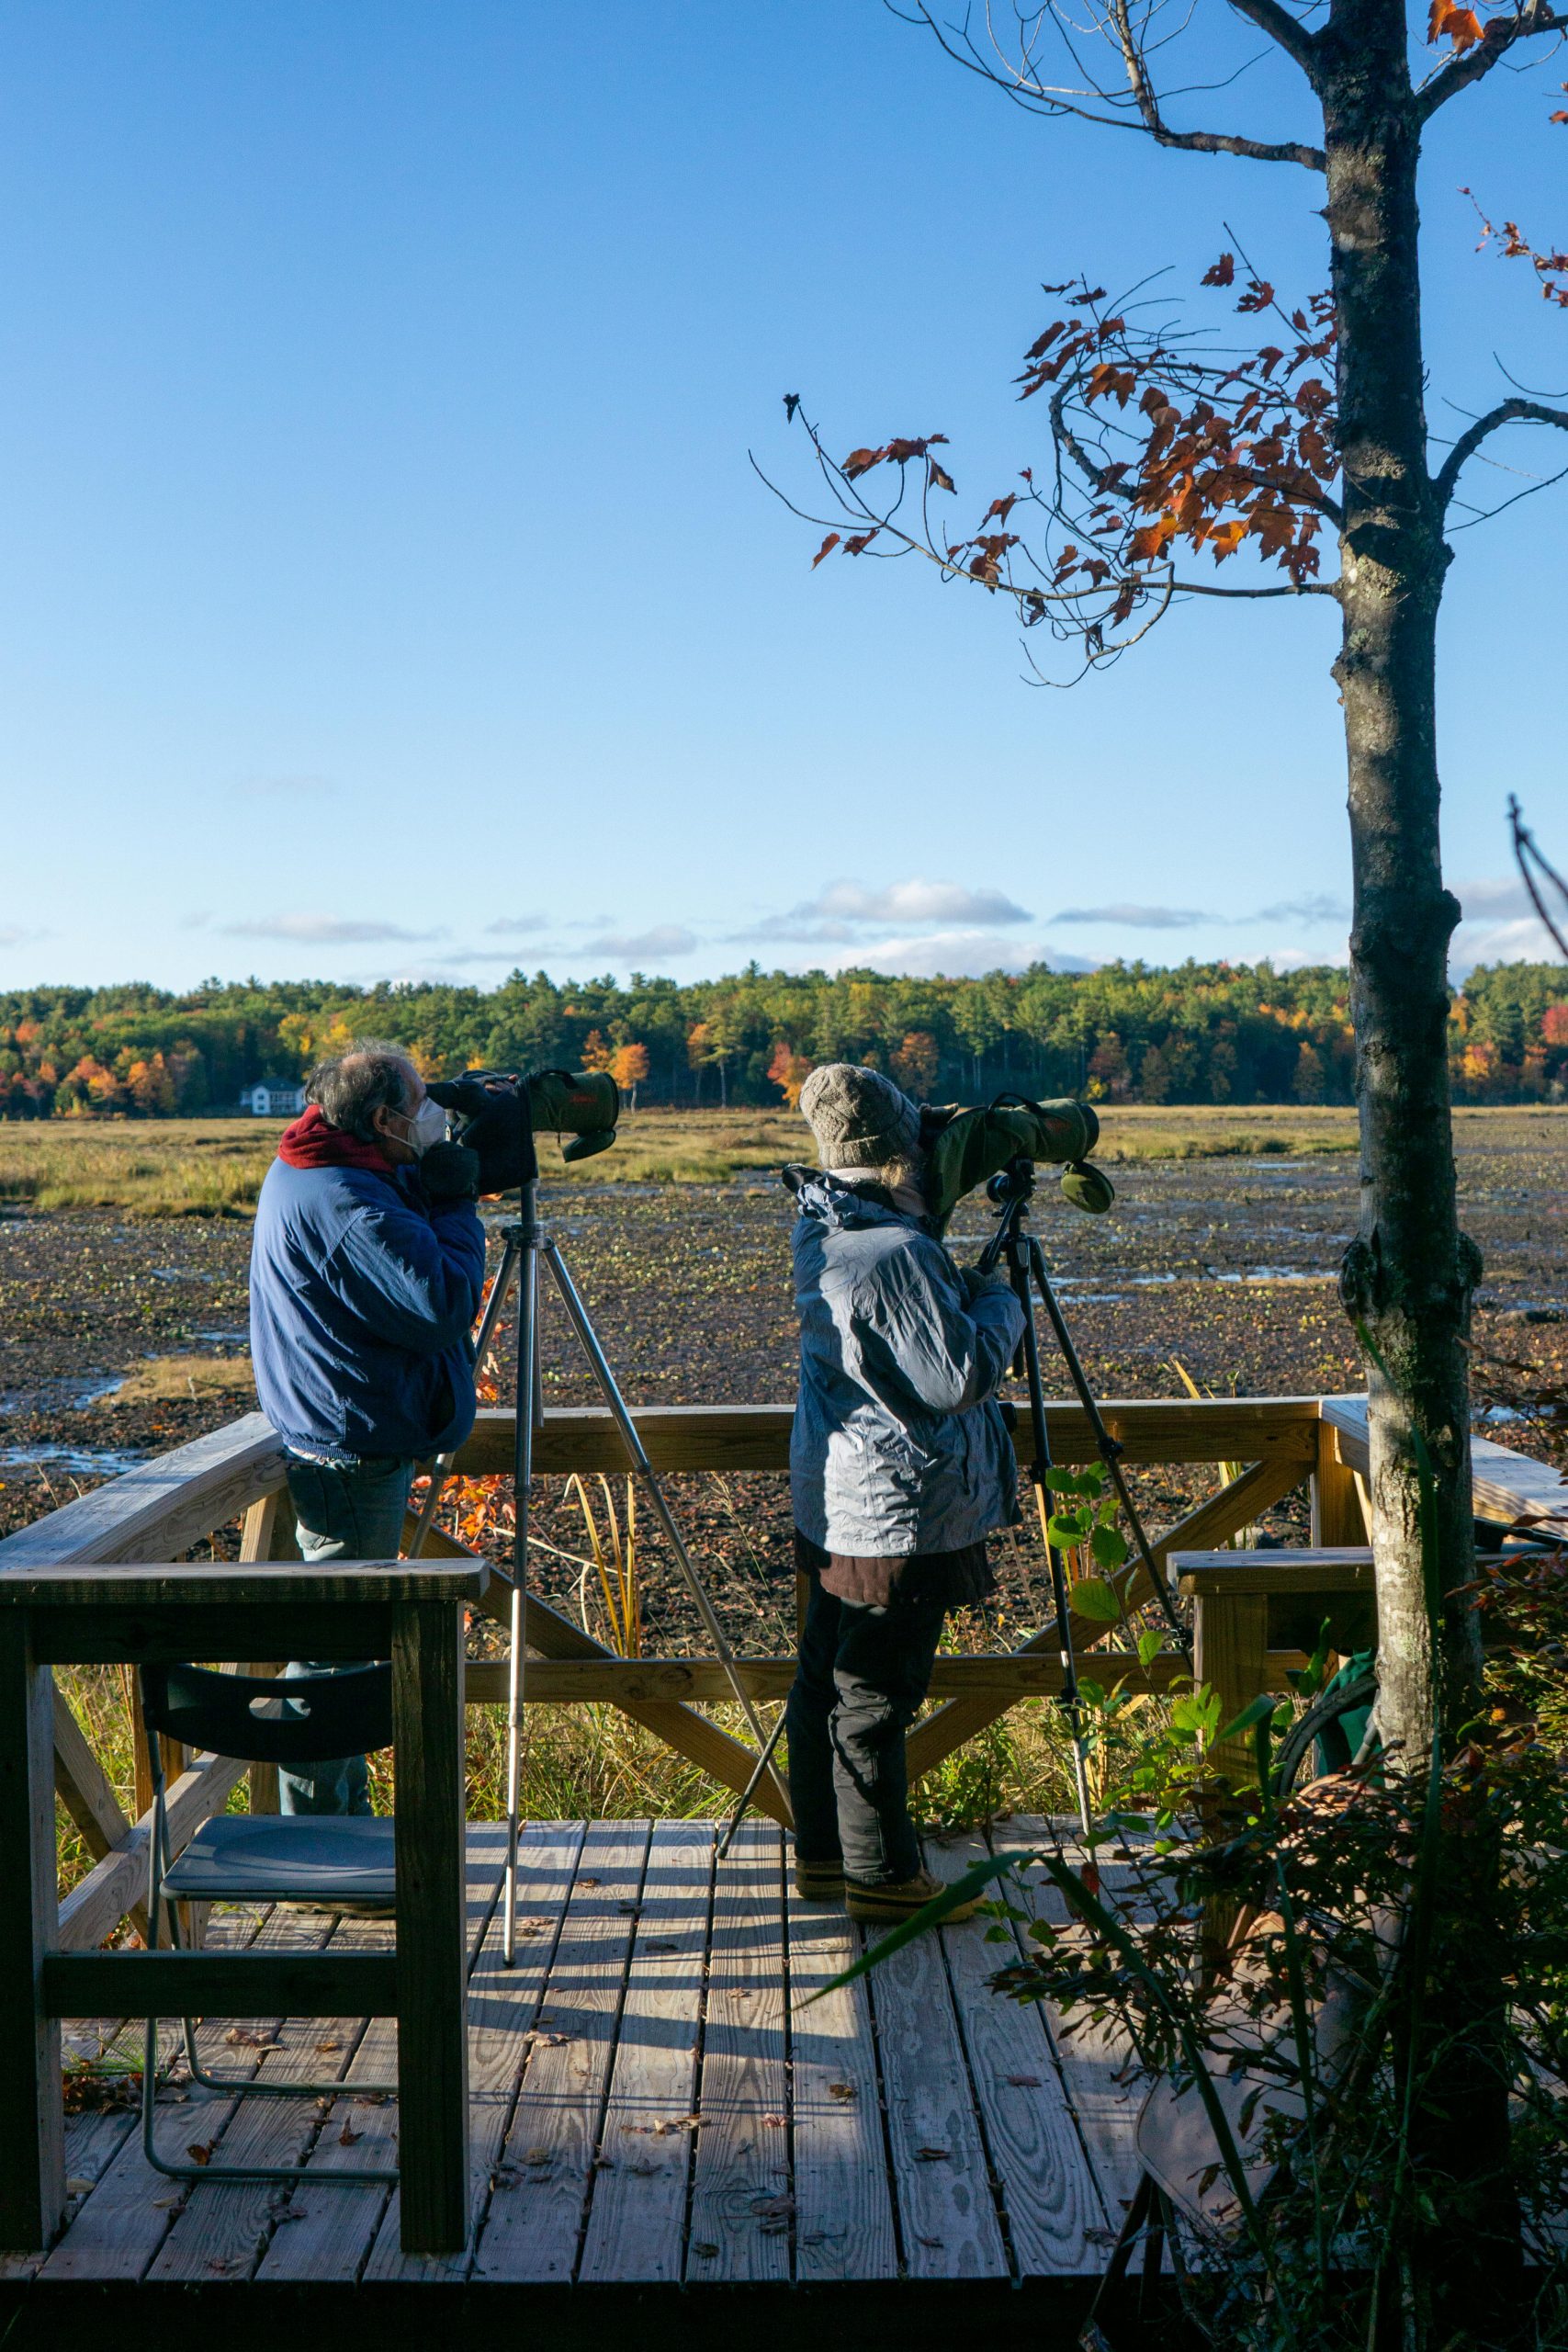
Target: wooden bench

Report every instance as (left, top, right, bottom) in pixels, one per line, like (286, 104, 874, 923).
(0, 1555, 486, 2258)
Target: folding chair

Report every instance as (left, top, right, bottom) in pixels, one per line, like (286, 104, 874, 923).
(140, 1659, 400, 2186)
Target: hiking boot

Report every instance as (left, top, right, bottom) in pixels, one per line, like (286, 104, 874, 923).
(794, 1856, 846, 1901)
(845, 1867, 980, 1927)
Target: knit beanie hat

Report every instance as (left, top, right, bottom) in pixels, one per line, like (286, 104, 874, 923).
(798, 1063, 923, 1170)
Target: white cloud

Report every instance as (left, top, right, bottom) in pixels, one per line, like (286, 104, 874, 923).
(1453, 876, 1530, 921)
(736, 878, 1031, 944)
(1452, 913, 1562, 973)
(1051, 902, 1209, 929)
(0, 924, 48, 947)
(484, 914, 550, 936)
(810, 930, 1091, 978)
(579, 923, 698, 960)
(816, 879, 1032, 925)
(221, 913, 446, 944)
(1252, 894, 1349, 925)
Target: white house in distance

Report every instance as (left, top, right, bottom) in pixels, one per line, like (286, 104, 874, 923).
(241, 1076, 307, 1116)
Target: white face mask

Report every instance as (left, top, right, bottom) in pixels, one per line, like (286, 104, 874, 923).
(390, 1096, 448, 1157)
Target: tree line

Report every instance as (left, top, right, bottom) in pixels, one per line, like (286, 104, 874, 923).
(0, 959, 1562, 1119)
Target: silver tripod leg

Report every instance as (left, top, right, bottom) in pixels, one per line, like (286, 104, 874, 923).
(405, 1235, 522, 1560)
(542, 1238, 794, 1827)
(502, 1240, 539, 1966)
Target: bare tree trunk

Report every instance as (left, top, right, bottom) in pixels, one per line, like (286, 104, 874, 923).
(1323, 5, 1511, 2326)
(1324, 0, 1482, 1756)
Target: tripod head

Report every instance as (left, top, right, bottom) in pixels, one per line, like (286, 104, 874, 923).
(977, 1155, 1040, 1276)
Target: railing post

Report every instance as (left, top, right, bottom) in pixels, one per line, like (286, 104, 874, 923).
(391, 1597, 470, 2254)
(1312, 1417, 1369, 1547)
(0, 1609, 64, 2250)
(239, 1487, 300, 1815)
(1193, 1579, 1270, 1792)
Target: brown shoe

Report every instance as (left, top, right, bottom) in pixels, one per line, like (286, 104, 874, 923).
(794, 1857, 846, 1901)
(845, 1867, 980, 1926)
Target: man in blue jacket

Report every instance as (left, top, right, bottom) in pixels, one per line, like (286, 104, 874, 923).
(250, 1040, 486, 1813)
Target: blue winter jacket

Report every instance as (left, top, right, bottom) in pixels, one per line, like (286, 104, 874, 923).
(250, 1157, 486, 1462)
(788, 1169, 1026, 1556)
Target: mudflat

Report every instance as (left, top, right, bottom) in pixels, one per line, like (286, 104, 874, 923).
(2, 1108, 1562, 1645)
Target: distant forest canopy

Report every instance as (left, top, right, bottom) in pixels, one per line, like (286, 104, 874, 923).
(1, 961, 1564, 1118)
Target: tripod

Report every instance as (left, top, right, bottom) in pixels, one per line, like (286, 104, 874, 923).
(408, 1175, 793, 1963)
(977, 1158, 1192, 1839)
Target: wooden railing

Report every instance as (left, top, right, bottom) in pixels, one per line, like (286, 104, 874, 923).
(4, 1394, 1565, 1952)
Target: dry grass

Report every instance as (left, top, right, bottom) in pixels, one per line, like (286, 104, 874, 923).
(107, 1355, 256, 1408)
(0, 1119, 277, 1216)
(7, 1103, 1554, 1223)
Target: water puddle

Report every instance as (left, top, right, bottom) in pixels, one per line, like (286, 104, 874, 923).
(0, 1442, 149, 1476)
(0, 1374, 124, 1414)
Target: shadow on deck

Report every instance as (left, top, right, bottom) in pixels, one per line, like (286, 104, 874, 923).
(1, 1819, 1177, 2346)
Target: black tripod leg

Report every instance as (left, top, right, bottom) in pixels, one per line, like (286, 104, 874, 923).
(1009, 1238, 1094, 1841)
(1026, 1238, 1190, 1652)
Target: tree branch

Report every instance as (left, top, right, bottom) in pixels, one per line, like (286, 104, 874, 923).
(901, 2, 1325, 167)
(1415, 1, 1568, 121)
(1223, 0, 1324, 84)
(1434, 398, 1568, 507)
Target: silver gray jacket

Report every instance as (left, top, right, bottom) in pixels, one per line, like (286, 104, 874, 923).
(787, 1169, 1026, 1557)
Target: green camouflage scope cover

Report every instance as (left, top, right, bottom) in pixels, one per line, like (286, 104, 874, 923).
(922, 1099, 1114, 1227)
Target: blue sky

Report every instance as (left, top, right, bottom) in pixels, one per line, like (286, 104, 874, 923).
(2, 1, 1563, 993)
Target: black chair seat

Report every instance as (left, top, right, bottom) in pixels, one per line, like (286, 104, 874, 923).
(162, 1813, 396, 1905)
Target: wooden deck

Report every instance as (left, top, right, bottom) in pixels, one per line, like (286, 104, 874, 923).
(3, 1818, 1146, 2342)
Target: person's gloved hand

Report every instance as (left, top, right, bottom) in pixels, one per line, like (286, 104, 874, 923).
(960, 1261, 1017, 1304)
(419, 1140, 481, 1204)
(427, 1073, 530, 1193)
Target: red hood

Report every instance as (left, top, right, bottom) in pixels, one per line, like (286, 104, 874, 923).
(276, 1103, 397, 1176)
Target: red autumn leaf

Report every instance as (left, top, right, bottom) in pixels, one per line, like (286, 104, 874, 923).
(928, 458, 956, 494)
(843, 528, 881, 556)
(841, 446, 886, 481)
(1237, 279, 1276, 314)
(982, 493, 1019, 526)
(810, 532, 840, 569)
(1201, 254, 1235, 288)
(1206, 517, 1247, 560)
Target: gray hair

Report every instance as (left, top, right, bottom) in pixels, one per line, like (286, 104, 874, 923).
(306, 1039, 419, 1142)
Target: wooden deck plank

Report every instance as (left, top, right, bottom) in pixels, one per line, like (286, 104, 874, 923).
(39, 1905, 316, 2282)
(365, 1820, 581, 2283)
(784, 1871, 897, 2281)
(925, 1830, 1105, 2278)
(145, 1911, 372, 2282)
(577, 1819, 714, 2283)
(259, 1826, 508, 2284)
(1002, 1817, 1147, 2230)
(862, 1854, 1010, 2281)
(248, 1919, 399, 2285)
(469, 1820, 649, 2283)
(686, 1820, 792, 2284)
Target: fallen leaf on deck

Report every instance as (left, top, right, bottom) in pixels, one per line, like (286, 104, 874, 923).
(314, 2040, 342, 2054)
(827, 2081, 856, 2101)
(577, 1877, 601, 1887)
(692, 2241, 719, 2257)
(186, 2141, 215, 2165)
(338, 2124, 363, 2146)
(223, 2029, 277, 2048)
(1005, 2073, 1043, 2087)
(761, 2113, 785, 2128)
(916, 2146, 951, 2161)
(65, 2178, 94, 2196)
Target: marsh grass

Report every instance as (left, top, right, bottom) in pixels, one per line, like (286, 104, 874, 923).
(0, 1102, 1369, 1222)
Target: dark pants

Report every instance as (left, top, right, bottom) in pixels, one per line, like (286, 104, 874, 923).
(785, 1576, 947, 1885)
(280, 1453, 413, 1815)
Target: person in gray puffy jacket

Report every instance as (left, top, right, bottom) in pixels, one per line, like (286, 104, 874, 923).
(783, 1063, 1026, 1925)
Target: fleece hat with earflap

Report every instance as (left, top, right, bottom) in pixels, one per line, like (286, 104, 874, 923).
(798, 1063, 923, 1172)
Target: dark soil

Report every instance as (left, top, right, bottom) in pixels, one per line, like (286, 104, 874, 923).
(3, 1115, 1562, 1653)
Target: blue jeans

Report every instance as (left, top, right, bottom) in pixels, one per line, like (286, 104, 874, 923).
(279, 1453, 413, 1815)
